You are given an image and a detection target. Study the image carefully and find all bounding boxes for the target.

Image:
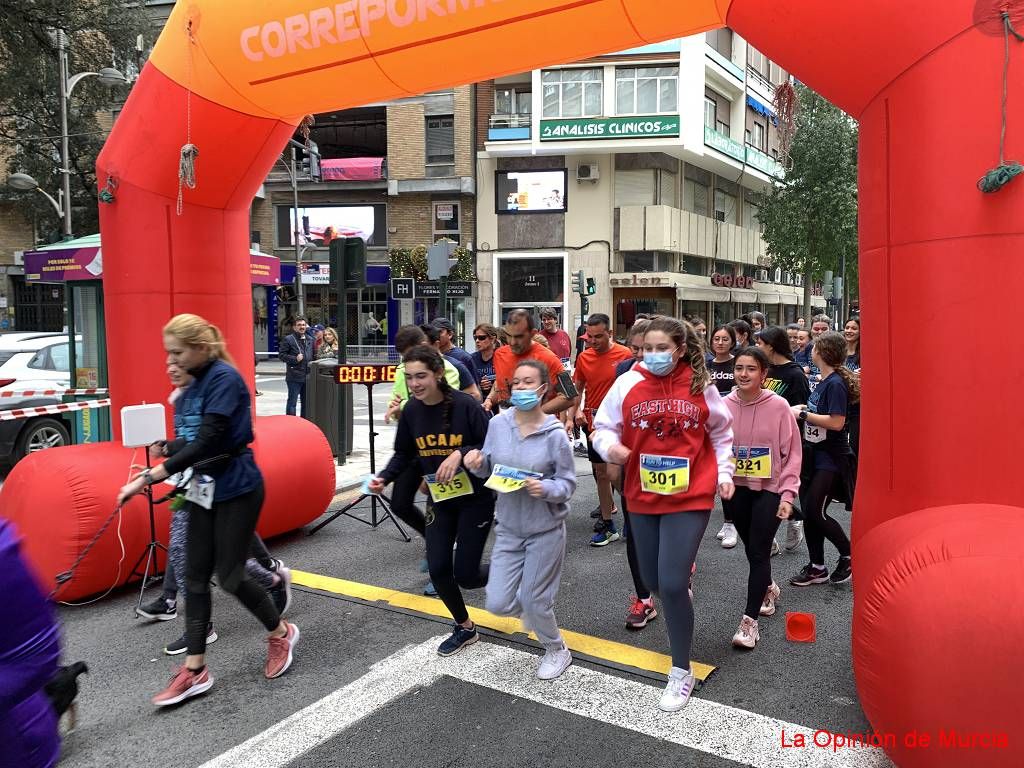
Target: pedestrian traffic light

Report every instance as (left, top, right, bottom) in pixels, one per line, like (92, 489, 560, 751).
(586, 277, 596, 295)
(581, 297, 590, 314)
(572, 270, 585, 295)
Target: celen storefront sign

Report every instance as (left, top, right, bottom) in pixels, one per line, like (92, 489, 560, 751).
(539, 115, 680, 141)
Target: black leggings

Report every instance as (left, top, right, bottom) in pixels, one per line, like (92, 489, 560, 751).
(799, 469, 851, 565)
(723, 487, 783, 619)
(620, 495, 649, 601)
(390, 463, 427, 537)
(425, 499, 492, 624)
(184, 484, 280, 656)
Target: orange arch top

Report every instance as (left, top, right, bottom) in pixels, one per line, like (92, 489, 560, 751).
(148, 0, 733, 120)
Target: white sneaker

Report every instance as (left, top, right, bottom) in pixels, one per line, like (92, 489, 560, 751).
(732, 615, 759, 649)
(770, 538, 781, 557)
(659, 666, 696, 712)
(720, 523, 738, 549)
(760, 582, 781, 616)
(537, 647, 573, 680)
(716, 523, 728, 540)
(784, 520, 804, 551)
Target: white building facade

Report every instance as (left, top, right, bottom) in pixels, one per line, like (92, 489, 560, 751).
(475, 32, 821, 338)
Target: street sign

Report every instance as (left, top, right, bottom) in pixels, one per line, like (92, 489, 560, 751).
(389, 277, 415, 300)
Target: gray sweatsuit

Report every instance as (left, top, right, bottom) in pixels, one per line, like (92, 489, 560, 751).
(471, 410, 576, 651)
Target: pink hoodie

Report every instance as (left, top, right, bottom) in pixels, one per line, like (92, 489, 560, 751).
(723, 389, 802, 504)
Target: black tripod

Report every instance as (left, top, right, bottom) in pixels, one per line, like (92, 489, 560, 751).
(309, 381, 410, 541)
(129, 452, 169, 612)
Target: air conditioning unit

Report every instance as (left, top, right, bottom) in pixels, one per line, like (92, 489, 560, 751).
(794, 274, 804, 286)
(714, 210, 726, 222)
(774, 266, 782, 283)
(755, 269, 769, 282)
(576, 163, 600, 182)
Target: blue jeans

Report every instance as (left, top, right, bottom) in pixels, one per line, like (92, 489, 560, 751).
(286, 380, 307, 417)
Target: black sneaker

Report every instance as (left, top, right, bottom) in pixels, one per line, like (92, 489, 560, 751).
(830, 557, 852, 584)
(589, 506, 602, 519)
(137, 597, 177, 621)
(164, 623, 218, 656)
(437, 623, 478, 657)
(790, 564, 830, 587)
(574, 445, 589, 458)
(269, 564, 293, 616)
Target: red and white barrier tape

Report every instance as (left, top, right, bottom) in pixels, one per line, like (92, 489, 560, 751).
(0, 398, 111, 421)
(0, 388, 109, 398)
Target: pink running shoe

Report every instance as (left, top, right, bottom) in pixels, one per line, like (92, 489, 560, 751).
(152, 665, 213, 707)
(265, 621, 300, 679)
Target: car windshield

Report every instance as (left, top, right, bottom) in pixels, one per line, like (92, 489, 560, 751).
(0, 352, 15, 367)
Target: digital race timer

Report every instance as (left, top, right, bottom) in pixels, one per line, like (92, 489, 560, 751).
(336, 364, 398, 385)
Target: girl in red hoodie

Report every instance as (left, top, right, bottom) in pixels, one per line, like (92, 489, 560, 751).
(724, 347, 802, 650)
(593, 317, 734, 713)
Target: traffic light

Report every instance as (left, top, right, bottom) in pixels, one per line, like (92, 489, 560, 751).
(330, 237, 367, 289)
(586, 277, 596, 295)
(572, 269, 585, 295)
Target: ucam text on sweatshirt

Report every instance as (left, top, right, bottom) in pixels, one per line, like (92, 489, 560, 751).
(592, 362, 734, 514)
(724, 389, 802, 504)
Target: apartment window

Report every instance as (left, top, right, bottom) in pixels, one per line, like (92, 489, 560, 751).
(659, 170, 678, 208)
(622, 251, 673, 272)
(426, 115, 455, 175)
(742, 192, 760, 230)
(542, 68, 602, 118)
(714, 189, 738, 225)
(705, 89, 730, 133)
(433, 201, 461, 243)
(705, 27, 733, 59)
(615, 169, 656, 207)
(615, 66, 678, 115)
(745, 113, 767, 152)
(683, 256, 710, 276)
(704, 97, 716, 130)
(684, 164, 712, 217)
(748, 46, 768, 78)
(495, 87, 531, 116)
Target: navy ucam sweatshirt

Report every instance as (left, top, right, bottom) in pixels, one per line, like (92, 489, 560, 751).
(469, 409, 577, 536)
(378, 389, 490, 497)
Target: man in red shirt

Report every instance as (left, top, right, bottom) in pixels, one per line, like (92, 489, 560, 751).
(539, 308, 572, 364)
(569, 313, 634, 546)
(483, 308, 574, 415)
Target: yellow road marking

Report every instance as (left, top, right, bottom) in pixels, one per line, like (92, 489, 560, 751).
(291, 569, 715, 681)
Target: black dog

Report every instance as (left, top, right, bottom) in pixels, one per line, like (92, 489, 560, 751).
(44, 661, 88, 730)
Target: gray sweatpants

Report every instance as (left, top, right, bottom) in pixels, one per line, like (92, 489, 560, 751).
(485, 524, 566, 651)
(161, 507, 276, 601)
(628, 509, 711, 669)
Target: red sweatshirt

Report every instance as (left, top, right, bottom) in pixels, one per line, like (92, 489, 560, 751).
(724, 389, 802, 504)
(592, 362, 734, 514)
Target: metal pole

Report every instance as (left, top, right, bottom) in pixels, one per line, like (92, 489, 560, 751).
(57, 31, 72, 239)
(292, 146, 305, 315)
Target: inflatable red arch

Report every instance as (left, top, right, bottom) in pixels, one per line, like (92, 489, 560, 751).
(2, 0, 1022, 763)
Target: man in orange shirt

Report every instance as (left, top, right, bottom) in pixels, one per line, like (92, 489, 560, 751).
(569, 313, 634, 546)
(483, 308, 574, 416)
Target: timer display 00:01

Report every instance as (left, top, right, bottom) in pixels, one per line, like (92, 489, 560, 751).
(336, 364, 398, 384)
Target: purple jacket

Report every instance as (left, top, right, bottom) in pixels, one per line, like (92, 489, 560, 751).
(0, 518, 61, 768)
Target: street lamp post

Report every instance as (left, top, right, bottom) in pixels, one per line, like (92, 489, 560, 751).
(53, 29, 127, 239)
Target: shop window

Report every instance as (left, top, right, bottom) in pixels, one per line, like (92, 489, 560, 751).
(615, 66, 678, 115)
(542, 68, 602, 118)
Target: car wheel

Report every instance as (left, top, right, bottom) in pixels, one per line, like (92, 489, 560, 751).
(14, 417, 71, 462)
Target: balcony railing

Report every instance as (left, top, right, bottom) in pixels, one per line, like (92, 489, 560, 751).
(488, 113, 531, 141)
(746, 67, 774, 95)
(619, 205, 768, 264)
(705, 45, 745, 82)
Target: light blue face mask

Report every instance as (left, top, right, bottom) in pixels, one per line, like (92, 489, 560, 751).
(644, 349, 677, 377)
(510, 386, 544, 411)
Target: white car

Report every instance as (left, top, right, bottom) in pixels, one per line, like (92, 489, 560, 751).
(0, 333, 83, 465)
